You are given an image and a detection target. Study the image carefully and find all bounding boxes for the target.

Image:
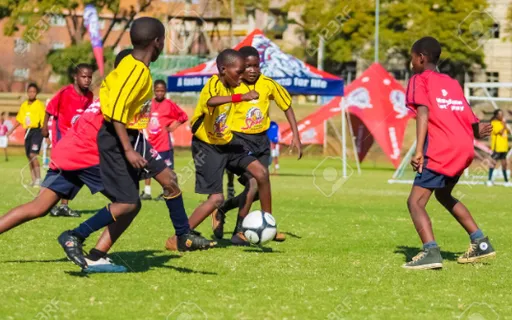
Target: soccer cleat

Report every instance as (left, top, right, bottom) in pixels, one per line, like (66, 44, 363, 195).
(84, 257, 128, 273)
(273, 232, 286, 242)
(140, 192, 152, 200)
(211, 209, 225, 239)
(154, 193, 165, 201)
(231, 232, 250, 246)
(57, 231, 87, 269)
(486, 181, 493, 187)
(58, 205, 81, 217)
(457, 236, 496, 264)
(49, 206, 61, 216)
(227, 186, 235, 200)
(504, 182, 512, 187)
(177, 230, 216, 252)
(402, 247, 443, 270)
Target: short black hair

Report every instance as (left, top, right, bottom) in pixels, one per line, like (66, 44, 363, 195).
(115, 49, 133, 68)
(239, 46, 259, 59)
(27, 82, 39, 93)
(154, 79, 166, 88)
(130, 17, 165, 49)
(74, 63, 93, 75)
(216, 49, 243, 69)
(411, 37, 441, 64)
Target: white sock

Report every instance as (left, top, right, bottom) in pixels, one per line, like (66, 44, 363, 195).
(144, 185, 151, 195)
(34, 178, 40, 185)
(275, 164, 280, 170)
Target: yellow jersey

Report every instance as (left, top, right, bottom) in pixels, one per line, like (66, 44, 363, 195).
(191, 75, 235, 145)
(490, 119, 509, 152)
(100, 54, 153, 130)
(231, 75, 291, 134)
(16, 99, 46, 129)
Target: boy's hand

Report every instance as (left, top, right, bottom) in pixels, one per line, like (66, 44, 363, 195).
(125, 149, 147, 169)
(290, 137, 303, 159)
(41, 127, 49, 138)
(411, 152, 424, 173)
(478, 122, 493, 138)
(242, 90, 259, 101)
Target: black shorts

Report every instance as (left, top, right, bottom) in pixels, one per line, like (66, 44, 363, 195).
(159, 149, 175, 169)
(41, 166, 113, 201)
(24, 128, 43, 158)
(413, 168, 460, 189)
(491, 152, 507, 160)
(98, 122, 167, 204)
(228, 132, 270, 184)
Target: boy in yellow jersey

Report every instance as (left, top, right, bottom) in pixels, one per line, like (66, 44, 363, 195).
(8, 83, 46, 187)
(487, 109, 511, 187)
(57, 18, 213, 269)
(165, 49, 273, 250)
(211, 46, 302, 244)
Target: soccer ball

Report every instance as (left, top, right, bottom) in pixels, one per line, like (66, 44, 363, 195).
(242, 210, 277, 245)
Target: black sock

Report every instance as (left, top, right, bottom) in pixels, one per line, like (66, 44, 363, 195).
(87, 248, 107, 261)
(233, 215, 244, 235)
(503, 169, 508, 182)
(165, 194, 190, 236)
(73, 206, 114, 240)
(219, 195, 240, 214)
(488, 168, 494, 181)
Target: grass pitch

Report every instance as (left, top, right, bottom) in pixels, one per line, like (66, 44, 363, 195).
(0, 152, 509, 319)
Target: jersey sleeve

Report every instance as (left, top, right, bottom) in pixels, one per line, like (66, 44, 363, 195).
(46, 89, 64, 117)
(15, 103, 25, 124)
(37, 101, 46, 127)
(406, 75, 430, 110)
(171, 101, 189, 123)
(269, 80, 292, 111)
(107, 65, 150, 124)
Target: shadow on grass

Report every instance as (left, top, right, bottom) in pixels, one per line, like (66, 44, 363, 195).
(63, 250, 218, 276)
(243, 247, 282, 253)
(2, 258, 69, 263)
(394, 245, 462, 262)
(282, 231, 301, 239)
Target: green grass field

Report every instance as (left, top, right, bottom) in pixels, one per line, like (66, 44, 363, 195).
(0, 152, 510, 319)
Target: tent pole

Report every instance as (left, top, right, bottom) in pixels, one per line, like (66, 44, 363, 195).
(323, 120, 328, 155)
(346, 109, 361, 175)
(341, 99, 347, 178)
(391, 140, 416, 180)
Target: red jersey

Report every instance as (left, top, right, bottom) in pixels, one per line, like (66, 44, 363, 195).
(145, 98, 188, 152)
(406, 70, 477, 177)
(50, 99, 102, 171)
(0, 124, 7, 136)
(46, 84, 94, 145)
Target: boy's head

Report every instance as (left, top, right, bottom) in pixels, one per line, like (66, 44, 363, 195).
(115, 49, 133, 68)
(493, 109, 503, 121)
(216, 49, 244, 88)
(73, 63, 93, 92)
(154, 80, 167, 102)
(130, 17, 165, 63)
(410, 37, 441, 74)
(239, 46, 260, 84)
(27, 83, 39, 101)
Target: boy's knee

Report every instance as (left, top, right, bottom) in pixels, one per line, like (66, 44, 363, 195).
(407, 195, 422, 211)
(251, 166, 269, 183)
(209, 193, 224, 208)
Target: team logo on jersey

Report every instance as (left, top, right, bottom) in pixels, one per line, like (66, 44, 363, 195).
(241, 107, 264, 130)
(210, 113, 228, 137)
(129, 100, 152, 126)
(389, 90, 408, 119)
(148, 113, 161, 135)
(346, 87, 372, 109)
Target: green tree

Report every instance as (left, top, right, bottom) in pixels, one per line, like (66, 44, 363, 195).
(286, 0, 491, 79)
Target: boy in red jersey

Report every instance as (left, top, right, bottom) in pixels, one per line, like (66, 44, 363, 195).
(42, 64, 94, 217)
(140, 79, 188, 200)
(403, 37, 496, 270)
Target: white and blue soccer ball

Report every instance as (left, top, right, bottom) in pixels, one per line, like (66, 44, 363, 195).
(242, 210, 277, 245)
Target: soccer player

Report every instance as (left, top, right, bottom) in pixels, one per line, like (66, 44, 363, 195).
(165, 49, 273, 249)
(140, 79, 188, 200)
(7, 83, 46, 187)
(42, 63, 94, 217)
(57, 17, 213, 270)
(211, 46, 302, 245)
(403, 36, 496, 270)
(0, 112, 9, 161)
(268, 120, 280, 174)
(486, 109, 511, 187)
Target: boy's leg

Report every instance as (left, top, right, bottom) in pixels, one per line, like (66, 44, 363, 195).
(407, 185, 435, 244)
(487, 155, 497, 186)
(141, 178, 152, 200)
(501, 159, 509, 183)
(434, 183, 496, 263)
(0, 188, 60, 234)
(30, 153, 41, 185)
(227, 171, 235, 199)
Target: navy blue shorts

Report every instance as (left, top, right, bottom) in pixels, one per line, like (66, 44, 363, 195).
(413, 168, 460, 189)
(41, 166, 110, 200)
(159, 149, 174, 169)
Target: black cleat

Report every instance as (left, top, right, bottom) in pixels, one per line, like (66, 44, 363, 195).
(231, 232, 251, 246)
(49, 206, 60, 216)
(177, 230, 216, 252)
(59, 206, 81, 217)
(154, 193, 165, 201)
(211, 209, 225, 239)
(140, 192, 152, 201)
(458, 236, 496, 264)
(58, 231, 87, 269)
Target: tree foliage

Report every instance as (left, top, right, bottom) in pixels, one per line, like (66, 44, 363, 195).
(286, 0, 491, 78)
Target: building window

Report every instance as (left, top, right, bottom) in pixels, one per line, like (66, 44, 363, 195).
(51, 42, 66, 50)
(13, 68, 30, 80)
(492, 23, 499, 39)
(14, 38, 30, 54)
(49, 15, 66, 26)
(486, 71, 499, 97)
